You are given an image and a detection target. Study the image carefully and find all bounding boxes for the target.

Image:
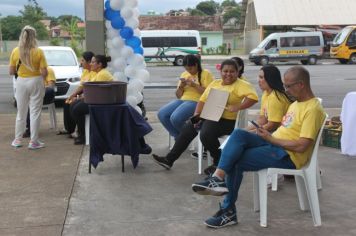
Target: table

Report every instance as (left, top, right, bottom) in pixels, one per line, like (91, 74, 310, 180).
(88, 103, 153, 172)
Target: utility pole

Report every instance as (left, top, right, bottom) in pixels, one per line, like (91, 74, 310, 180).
(84, 0, 105, 54)
(0, 13, 3, 53)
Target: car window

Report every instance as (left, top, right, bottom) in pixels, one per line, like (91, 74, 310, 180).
(43, 50, 77, 66)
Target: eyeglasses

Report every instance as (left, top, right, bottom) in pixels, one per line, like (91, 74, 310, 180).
(283, 81, 301, 89)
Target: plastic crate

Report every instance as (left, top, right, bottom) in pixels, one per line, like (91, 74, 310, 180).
(321, 128, 341, 149)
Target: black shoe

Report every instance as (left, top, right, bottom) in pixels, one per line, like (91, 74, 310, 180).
(152, 154, 172, 170)
(74, 137, 85, 145)
(22, 129, 31, 138)
(204, 165, 217, 176)
(191, 151, 207, 160)
(204, 205, 237, 228)
(141, 144, 152, 154)
(192, 176, 228, 196)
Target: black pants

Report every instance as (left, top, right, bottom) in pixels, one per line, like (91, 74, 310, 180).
(63, 103, 76, 133)
(70, 99, 89, 139)
(26, 87, 55, 130)
(166, 118, 236, 166)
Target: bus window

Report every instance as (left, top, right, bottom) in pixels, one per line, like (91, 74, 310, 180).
(346, 30, 356, 46)
(265, 39, 277, 50)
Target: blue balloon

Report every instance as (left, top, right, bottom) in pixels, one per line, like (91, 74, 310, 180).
(134, 46, 144, 55)
(125, 36, 142, 48)
(111, 16, 125, 29)
(104, 0, 111, 9)
(104, 8, 120, 21)
(120, 27, 134, 39)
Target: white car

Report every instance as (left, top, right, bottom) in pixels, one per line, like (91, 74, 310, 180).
(13, 46, 81, 103)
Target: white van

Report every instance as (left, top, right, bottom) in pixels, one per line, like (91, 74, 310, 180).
(249, 31, 325, 65)
(141, 30, 201, 66)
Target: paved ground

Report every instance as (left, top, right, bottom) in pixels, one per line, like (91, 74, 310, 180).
(1, 109, 356, 236)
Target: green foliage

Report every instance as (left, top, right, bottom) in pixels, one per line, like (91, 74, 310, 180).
(196, 1, 219, 15)
(221, 0, 238, 8)
(223, 6, 241, 24)
(1, 16, 23, 40)
(60, 17, 84, 56)
(49, 38, 61, 46)
(190, 9, 207, 16)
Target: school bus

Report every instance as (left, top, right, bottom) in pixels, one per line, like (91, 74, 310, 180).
(330, 26, 356, 64)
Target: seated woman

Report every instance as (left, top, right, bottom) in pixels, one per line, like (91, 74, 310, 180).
(58, 51, 96, 137)
(69, 55, 114, 145)
(23, 66, 56, 137)
(152, 59, 258, 175)
(157, 54, 214, 138)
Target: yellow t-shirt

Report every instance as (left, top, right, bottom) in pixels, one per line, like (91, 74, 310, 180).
(272, 98, 325, 169)
(9, 47, 47, 77)
(200, 79, 258, 120)
(240, 75, 248, 81)
(80, 69, 97, 86)
(260, 90, 291, 122)
(44, 67, 56, 87)
(88, 69, 114, 82)
(178, 69, 214, 102)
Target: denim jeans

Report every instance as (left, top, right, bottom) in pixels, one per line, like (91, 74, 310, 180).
(218, 129, 296, 210)
(157, 99, 197, 138)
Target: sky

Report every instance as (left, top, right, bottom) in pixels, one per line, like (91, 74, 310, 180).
(0, 0, 230, 19)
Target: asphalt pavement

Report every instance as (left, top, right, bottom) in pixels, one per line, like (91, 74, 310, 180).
(1, 107, 356, 235)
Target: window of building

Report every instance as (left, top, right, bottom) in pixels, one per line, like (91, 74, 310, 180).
(202, 37, 207, 46)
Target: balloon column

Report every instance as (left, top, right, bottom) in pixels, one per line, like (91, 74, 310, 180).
(104, 0, 149, 114)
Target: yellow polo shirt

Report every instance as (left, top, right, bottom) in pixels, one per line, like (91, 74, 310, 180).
(260, 90, 291, 122)
(9, 47, 47, 77)
(89, 68, 114, 82)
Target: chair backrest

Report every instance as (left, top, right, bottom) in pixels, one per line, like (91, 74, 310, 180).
(303, 114, 328, 171)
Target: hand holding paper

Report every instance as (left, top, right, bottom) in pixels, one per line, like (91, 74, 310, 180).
(200, 88, 229, 122)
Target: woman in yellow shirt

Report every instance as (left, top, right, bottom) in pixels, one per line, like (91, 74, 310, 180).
(157, 55, 214, 138)
(70, 55, 114, 145)
(9, 25, 48, 149)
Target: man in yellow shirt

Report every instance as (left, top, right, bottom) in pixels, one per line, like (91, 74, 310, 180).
(23, 67, 56, 137)
(192, 66, 325, 228)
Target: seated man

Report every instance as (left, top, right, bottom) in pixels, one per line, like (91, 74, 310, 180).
(192, 66, 325, 228)
(23, 66, 56, 137)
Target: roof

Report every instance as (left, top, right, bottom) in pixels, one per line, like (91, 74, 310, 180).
(254, 0, 356, 25)
(139, 16, 222, 31)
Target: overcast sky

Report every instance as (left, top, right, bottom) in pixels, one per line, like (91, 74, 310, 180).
(0, 0, 231, 19)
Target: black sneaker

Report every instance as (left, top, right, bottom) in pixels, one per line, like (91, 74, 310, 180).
(192, 176, 228, 196)
(205, 205, 237, 228)
(191, 151, 207, 160)
(204, 165, 217, 175)
(152, 154, 172, 170)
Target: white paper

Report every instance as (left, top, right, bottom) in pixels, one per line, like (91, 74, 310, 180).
(200, 88, 229, 122)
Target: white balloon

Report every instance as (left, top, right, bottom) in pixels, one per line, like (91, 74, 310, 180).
(126, 95, 138, 107)
(114, 72, 128, 82)
(121, 7, 133, 19)
(124, 0, 138, 8)
(135, 69, 150, 82)
(121, 46, 134, 58)
(129, 78, 144, 92)
(135, 91, 143, 103)
(105, 20, 113, 30)
(110, 0, 123, 10)
(108, 47, 122, 59)
(106, 39, 113, 49)
(113, 58, 126, 71)
(134, 105, 142, 115)
(125, 18, 139, 29)
(132, 8, 140, 18)
(133, 28, 141, 37)
(111, 36, 124, 48)
(107, 28, 118, 39)
(124, 64, 137, 78)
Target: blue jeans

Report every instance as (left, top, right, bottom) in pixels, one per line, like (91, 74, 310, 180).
(218, 129, 296, 210)
(157, 99, 197, 138)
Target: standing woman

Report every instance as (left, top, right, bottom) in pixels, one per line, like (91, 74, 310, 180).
(157, 54, 214, 138)
(70, 55, 114, 145)
(9, 25, 48, 149)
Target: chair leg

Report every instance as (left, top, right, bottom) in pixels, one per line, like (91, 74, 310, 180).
(271, 174, 278, 191)
(316, 165, 322, 190)
(258, 169, 268, 227)
(295, 175, 309, 211)
(253, 172, 260, 212)
(48, 103, 57, 130)
(85, 115, 90, 145)
(189, 136, 196, 151)
(198, 139, 203, 174)
(304, 172, 322, 226)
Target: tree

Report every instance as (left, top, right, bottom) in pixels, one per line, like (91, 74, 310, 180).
(223, 6, 241, 24)
(1, 16, 23, 40)
(20, 0, 48, 39)
(221, 0, 238, 8)
(190, 9, 207, 16)
(60, 17, 85, 56)
(196, 1, 219, 15)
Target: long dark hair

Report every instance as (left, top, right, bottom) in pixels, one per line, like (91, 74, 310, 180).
(231, 56, 244, 77)
(95, 55, 111, 68)
(82, 51, 94, 63)
(183, 54, 202, 85)
(261, 65, 293, 102)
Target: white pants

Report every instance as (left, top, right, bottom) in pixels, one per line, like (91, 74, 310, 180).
(15, 76, 45, 142)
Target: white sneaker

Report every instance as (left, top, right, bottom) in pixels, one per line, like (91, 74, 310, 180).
(11, 138, 22, 148)
(28, 140, 45, 150)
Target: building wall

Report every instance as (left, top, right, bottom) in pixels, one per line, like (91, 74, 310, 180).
(244, 29, 260, 53)
(200, 31, 223, 53)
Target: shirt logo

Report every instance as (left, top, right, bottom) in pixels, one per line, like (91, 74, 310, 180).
(281, 111, 294, 128)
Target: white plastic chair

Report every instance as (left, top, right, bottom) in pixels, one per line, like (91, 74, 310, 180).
(253, 115, 327, 227)
(43, 102, 57, 130)
(197, 109, 247, 174)
(85, 114, 90, 145)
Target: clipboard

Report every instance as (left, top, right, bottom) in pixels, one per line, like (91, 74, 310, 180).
(200, 88, 229, 121)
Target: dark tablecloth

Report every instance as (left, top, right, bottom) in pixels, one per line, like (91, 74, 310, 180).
(89, 103, 152, 169)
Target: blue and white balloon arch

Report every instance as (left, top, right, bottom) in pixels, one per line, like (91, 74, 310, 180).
(104, 0, 149, 114)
